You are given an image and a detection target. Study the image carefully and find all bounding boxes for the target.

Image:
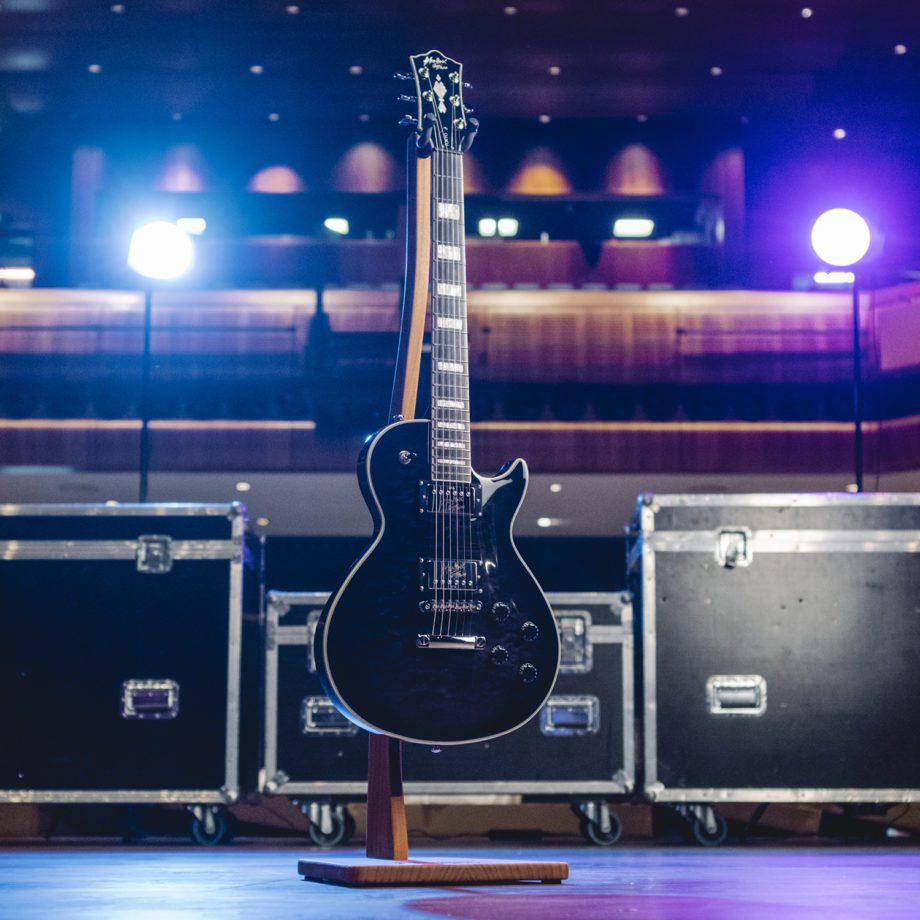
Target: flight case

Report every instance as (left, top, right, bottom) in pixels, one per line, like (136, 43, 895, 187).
(261, 590, 634, 845)
(0, 503, 245, 844)
(629, 492, 920, 819)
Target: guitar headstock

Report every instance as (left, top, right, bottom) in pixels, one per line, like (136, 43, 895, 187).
(404, 50, 473, 153)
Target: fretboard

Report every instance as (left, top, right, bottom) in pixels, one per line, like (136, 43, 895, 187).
(429, 148, 471, 483)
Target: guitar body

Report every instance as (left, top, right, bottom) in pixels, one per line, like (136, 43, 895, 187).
(316, 419, 560, 745)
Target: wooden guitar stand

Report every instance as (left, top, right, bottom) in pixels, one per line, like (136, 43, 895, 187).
(298, 135, 567, 887)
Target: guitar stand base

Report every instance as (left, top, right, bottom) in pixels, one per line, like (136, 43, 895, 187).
(297, 855, 568, 887)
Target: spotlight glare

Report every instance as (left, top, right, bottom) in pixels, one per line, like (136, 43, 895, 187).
(613, 218, 655, 239)
(176, 217, 206, 235)
(536, 517, 553, 528)
(478, 218, 497, 237)
(497, 217, 519, 238)
(324, 217, 349, 235)
(833, 127, 847, 140)
(814, 270, 855, 286)
(127, 221, 195, 281)
(0, 267, 36, 283)
(811, 208, 871, 267)
(894, 44, 908, 56)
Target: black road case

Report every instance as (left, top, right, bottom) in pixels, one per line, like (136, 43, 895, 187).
(0, 503, 244, 837)
(629, 492, 920, 805)
(262, 590, 634, 844)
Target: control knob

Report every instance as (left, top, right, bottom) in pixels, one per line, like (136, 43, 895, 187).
(490, 645, 509, 665)
(491, 601, 511, 622)
(521, 621, 539, 641)
(519, 663, 538, 684)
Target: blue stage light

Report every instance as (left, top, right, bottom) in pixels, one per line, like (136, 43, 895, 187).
(810, 208, 871, 267)
(128, 221, 195, 281)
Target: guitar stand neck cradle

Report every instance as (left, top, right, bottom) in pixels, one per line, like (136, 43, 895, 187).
(297, 51, 567, 889)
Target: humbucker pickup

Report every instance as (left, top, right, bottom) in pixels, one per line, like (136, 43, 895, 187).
(419, 558, 481, 591)
(419, 481, 482, 517)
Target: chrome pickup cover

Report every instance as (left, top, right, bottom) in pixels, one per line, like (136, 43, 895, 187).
(419, 558, 481, 591)
(419, 481, 482, 517)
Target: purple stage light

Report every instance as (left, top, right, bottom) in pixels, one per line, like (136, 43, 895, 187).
(810, 208, 871, 266)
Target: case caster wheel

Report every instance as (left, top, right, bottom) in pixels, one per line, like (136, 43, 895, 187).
(302, 801, 354, 848)
(574, 801, 622, 846)
(691, 813, 728, 847)
(188, 805, 233, 846)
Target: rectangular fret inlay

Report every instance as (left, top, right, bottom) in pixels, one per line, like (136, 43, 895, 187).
(436, 398, 466, 409)
(437, 361, 464, 373)
(436, 458, 466, 466)
(437, 202, 461, 220)
(436, 421, 467, 430)
(435, 315, 463, 330)
(436, 441, 469, 450)
(436, 283, 463, 298)
(436, 243, 462, 262)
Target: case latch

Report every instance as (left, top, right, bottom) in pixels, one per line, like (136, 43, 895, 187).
(715, 528, 752, 569)
(557, 613, 593, 674)
(136, 535, 173, 574)
(121, 679, 180, 720)
(301, 697, 358, 736)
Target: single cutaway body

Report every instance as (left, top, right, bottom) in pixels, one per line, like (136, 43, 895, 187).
(316, 419, 560, 745)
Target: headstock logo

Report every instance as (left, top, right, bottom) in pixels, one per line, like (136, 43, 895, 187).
(423, 55, 449, 70)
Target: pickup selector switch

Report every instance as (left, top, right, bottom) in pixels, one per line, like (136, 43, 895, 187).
(491, 601, 511, 622)
(490, 645, 509, 665)
(521, 621, 539, 641)
(519, 663, 538, 683)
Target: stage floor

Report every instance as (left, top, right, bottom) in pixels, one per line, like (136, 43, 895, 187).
(1, 843, 918, 919)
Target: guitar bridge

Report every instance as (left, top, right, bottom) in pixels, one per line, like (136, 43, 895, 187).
(417, 634, 486, 650)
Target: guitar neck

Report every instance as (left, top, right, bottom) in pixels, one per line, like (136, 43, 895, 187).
(429, 147, 471, 484)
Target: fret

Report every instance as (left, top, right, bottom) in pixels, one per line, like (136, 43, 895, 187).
(430, 148, 471, 482)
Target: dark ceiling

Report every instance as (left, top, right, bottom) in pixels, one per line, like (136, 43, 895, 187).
(0, 0, 918, 133)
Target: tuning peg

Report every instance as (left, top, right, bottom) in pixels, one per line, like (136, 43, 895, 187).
(464, 106, 475, 114)
(397, 94, 417, 103)
(462, 82, 473, 89)
(394, 72, 413, 81)
(399, 115, 419, 127)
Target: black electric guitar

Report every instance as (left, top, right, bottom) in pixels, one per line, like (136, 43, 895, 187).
(316, 51, 559, 745)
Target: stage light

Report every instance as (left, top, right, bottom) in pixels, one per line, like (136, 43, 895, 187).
(323, 217, 349, 235)
(536, 517, 553, 528)
(127, 221, 195, 281)
(810, 208, 871, 266)
(497, 218, 519, 238)
(176, 217, 206, 235)
(814, 270, 855, 285)
(235, 481, 252, 492)
(478, 218, 497, 237)
(549, 483, 563, 493)
(0, 267, 36, 284)
(613, 218, 655, 239)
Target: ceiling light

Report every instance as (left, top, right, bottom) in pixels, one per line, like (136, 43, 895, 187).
(359, 113, 370, 122)
(348, 65, 363, 75)
(0, 267, 36, 283)
(637, 114, 649, 123)
(800, 7, 813, 18)
(111, 3, 125, 12)
(171, 112, 183, 121)
(497, 218, 519, 238)
(675, 7, 690, 16)
(478, 218, 497, 237)
(256, 517, 270, 527)
(833, 127, 846, 139)
(127, 221, 195, 281)
(548, 65, 561, 76)
(235, 481, 252, 492)
(324, 217, 349, 235)
(286, 4, 300, 13)
(894, 44, 908, 55)
(536, 517, 553, 528)
(538, 114, 552, 124)
(613, 218, 655, 239)
(549, 483, 563, 493)
(249, 65, 264, 75)
(504, 6, 518, 15)
(88, 64, 102, 74)
(709, 66, 723, 77)
(268, 112, 280, 122)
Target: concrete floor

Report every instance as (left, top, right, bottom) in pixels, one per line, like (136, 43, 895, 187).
(1, 843, 919, 919)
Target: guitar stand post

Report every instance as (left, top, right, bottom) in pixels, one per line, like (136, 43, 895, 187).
(298, 123, 568, 888)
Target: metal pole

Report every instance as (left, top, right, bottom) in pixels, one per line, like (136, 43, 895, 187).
(139, 287, 152, 502)
(852, 274, 863, 493)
